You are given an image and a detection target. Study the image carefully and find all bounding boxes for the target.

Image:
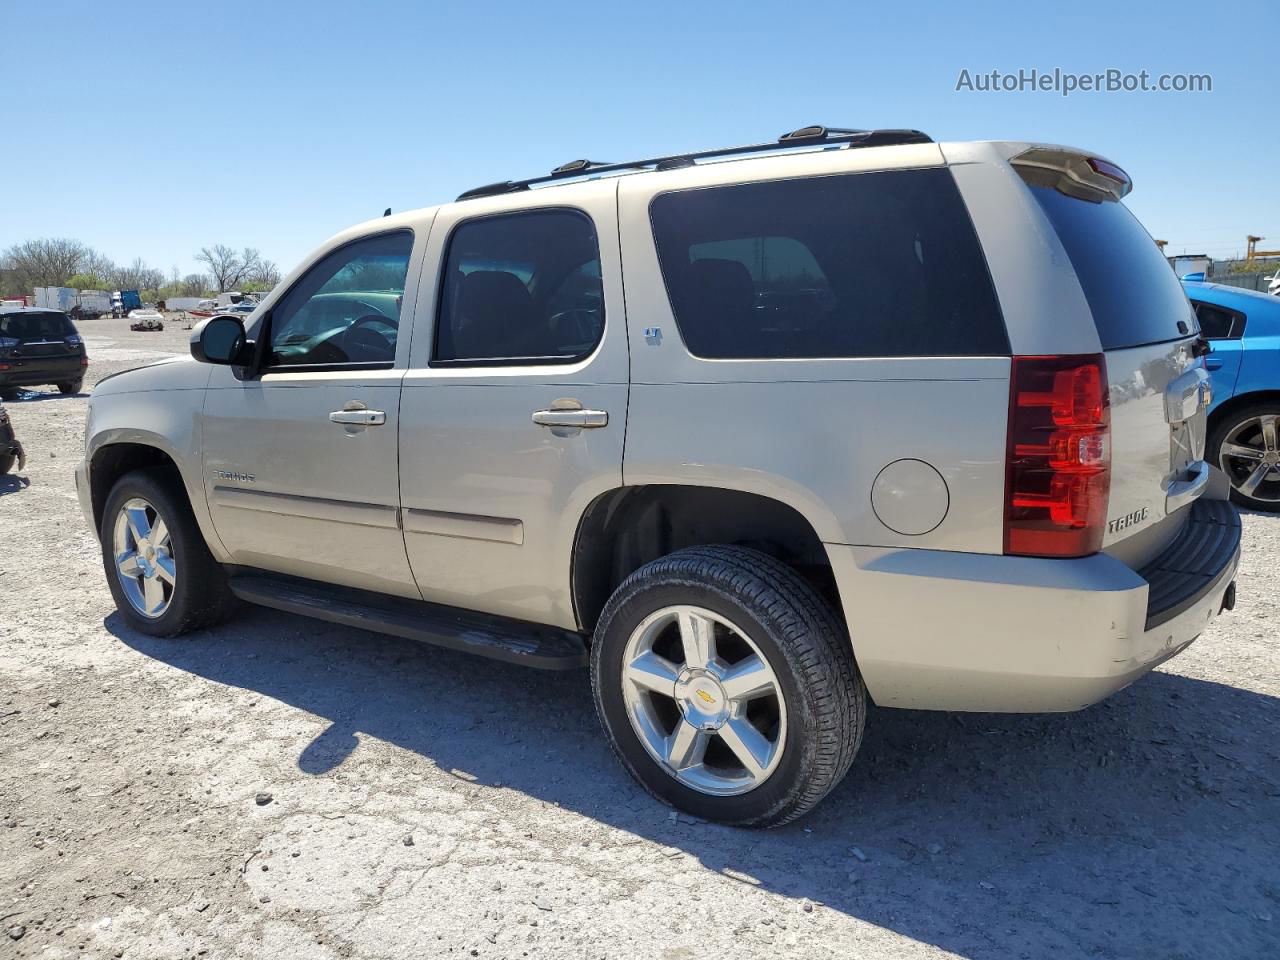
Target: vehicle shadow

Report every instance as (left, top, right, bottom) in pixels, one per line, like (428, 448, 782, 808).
(0, 473, 30, 495)
(109, 611, 1279, 959)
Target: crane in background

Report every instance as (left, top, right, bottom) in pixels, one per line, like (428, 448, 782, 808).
(1246, 235, 1280, 263)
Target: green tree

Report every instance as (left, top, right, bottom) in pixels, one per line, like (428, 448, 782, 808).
(66, 272, 108, 291)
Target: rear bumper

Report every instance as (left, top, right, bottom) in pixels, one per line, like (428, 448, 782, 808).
(0, 357, 85, 387)
(828, 499, 1241, 713)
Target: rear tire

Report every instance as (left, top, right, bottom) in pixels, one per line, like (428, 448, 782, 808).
(591, 545, 865, 827)
(0, 389, 19, 402)
(0, 453, 14, 475)
(1209, 402, 1280, 512)
(57, 381, 81, 395)
(101, 467, 236, 637)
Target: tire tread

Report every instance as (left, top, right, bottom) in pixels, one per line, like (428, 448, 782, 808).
(592, 545, 865, 827)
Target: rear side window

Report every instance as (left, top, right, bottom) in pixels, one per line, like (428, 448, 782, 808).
(1190, 300, 1245, 340)
(0, 312, 76, 341)
(434, 209, 604, 365)
(1030, 186, 1193, 350)
(649, 168, 1008, 359)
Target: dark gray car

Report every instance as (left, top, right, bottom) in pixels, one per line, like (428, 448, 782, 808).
(0, 308, 88, 399)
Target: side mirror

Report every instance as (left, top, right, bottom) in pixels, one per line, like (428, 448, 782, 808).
(191, 315, 251, 365)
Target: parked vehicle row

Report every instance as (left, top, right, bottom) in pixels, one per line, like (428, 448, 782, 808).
(78, 126, 1240, 826)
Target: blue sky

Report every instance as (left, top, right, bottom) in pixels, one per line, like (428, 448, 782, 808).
(2, 0, 1273, 277)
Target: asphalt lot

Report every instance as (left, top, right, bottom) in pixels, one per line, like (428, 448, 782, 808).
(1, 314, 1278, 959)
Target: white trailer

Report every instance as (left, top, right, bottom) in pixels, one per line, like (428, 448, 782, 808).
(163, 297, 203, 312)
(34, 287, 78, 312)
(76, 290, 112, 318)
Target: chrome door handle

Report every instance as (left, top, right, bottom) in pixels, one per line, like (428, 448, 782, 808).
(329, 409, 386, 426)
(532, 409, 608, 429)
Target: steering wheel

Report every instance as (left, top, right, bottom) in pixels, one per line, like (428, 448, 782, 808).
(549, 308, 598, 345)
(341, 313, 397, 361)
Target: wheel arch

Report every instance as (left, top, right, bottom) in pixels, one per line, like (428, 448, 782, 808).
(1209, 389, 1280, 436)
(570, 484, 840, 635)
(88, 441, 185, 534)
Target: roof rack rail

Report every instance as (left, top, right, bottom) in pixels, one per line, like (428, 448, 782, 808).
(455, 125, 932, 201)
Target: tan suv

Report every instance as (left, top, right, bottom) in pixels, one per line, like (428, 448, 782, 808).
(78, 126, 1241, 826)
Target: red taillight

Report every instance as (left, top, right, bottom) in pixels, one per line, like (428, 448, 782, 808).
(1005, 355, 1111, 558)
(80, 357, 89, 366)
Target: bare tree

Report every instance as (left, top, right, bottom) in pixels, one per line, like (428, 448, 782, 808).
(112, 258, 164, 293)
(249, 258, 281, 287)
(180, 273, 209, 297)
(1, 238, 99, 289)
(195, 244, 245, 292)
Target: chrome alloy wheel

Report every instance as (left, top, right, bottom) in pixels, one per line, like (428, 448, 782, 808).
(1220, 414, 1280, 503)
(620, 605, 787, 796)
(112, 497, 176, 619)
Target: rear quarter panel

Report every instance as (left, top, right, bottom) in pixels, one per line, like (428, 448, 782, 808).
(1234, 297, 1280, 399)
(617, 147, 1013, 553)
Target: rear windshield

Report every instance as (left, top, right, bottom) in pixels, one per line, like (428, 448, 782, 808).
(650, 168, 1009, 359)
(1029, 186, 1193, 350)
(0, 312, 76, 341)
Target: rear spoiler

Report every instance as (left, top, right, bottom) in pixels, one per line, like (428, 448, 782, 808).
(1010, 147, 1132, 203)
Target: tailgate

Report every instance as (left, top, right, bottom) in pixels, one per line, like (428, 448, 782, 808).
(1104, 339, 1210, 563)
(15, 338, 79, 358)
(1022, 165, 1211, 567)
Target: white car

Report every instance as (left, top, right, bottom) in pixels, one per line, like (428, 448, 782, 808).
(77, 126, 1240, 826)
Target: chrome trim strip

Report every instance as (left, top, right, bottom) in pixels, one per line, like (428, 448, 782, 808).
(211, 486, 399, 529)
(402, 507, 524, 545)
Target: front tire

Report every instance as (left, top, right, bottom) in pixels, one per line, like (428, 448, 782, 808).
(100, 468, 235, 637)
(591, 545, 865, 827)
(1209, 403, 1280, 511)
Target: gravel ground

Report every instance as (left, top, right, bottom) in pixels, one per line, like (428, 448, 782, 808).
(2, 314, 1278, 959)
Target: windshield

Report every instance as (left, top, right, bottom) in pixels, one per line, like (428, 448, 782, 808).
(0, 312, 77, 341)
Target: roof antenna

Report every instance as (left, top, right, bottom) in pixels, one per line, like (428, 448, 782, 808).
(383, 207, 391, 217)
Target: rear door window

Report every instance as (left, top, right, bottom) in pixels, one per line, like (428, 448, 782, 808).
(434, 209, 604, 365)
(649, 168, 1008, 359)
(1190, 300, 1245, 340)
(1029, 186, 1193, 350)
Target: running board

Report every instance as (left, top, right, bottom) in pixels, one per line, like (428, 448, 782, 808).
(227, 574, 588, 670)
